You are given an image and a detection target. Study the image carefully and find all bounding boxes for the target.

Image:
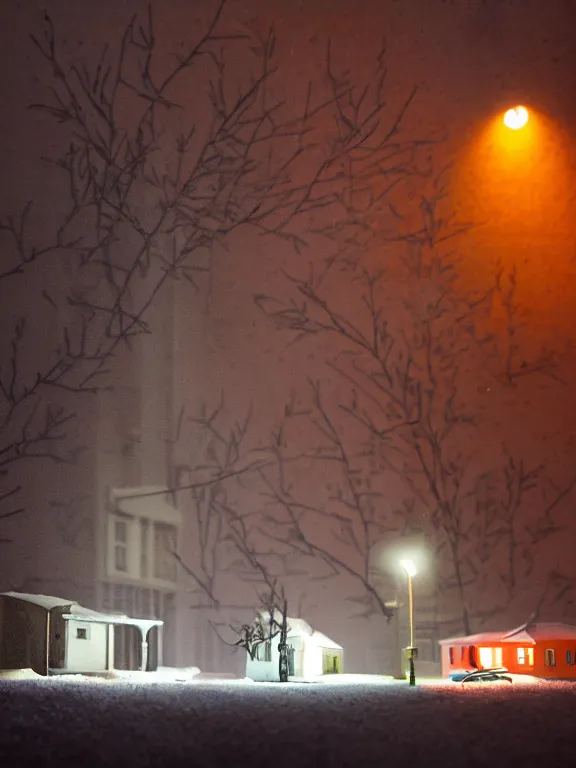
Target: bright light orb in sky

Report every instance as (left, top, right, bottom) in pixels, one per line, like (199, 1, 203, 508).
(400, 559, 417, 577)
(503, 106, 529, 130)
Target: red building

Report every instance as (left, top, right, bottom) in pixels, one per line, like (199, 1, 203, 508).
(440, 623, 576, 680)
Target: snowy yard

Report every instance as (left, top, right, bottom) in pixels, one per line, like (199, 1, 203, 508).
(1, 677, 575, 767)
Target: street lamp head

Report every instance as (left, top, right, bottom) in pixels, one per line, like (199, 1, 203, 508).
(400, 559, 417, 577)
(503, 105, 529, 130)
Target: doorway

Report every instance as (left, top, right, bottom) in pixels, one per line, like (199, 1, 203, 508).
(322, 649, 343, 674)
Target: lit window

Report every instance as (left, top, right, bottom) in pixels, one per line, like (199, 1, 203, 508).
(479, 647, 503, 668)
(544, 649, 556, 667)
(517, 647, 534, 666)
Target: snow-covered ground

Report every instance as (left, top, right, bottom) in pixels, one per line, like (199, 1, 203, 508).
(0, 666, 255, 684)
(1, 676, 576, 767)
(0, 667, 543, 687)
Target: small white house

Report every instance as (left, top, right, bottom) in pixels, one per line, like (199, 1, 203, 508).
(246, 616, 343, 682)
(0, 592, 162, 676)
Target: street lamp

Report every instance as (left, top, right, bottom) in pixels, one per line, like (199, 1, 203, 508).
(400, 559, 417, 686)
(503, 105, 529, 130)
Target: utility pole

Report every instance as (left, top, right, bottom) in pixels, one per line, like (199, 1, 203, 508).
(400, 559, 418, 687)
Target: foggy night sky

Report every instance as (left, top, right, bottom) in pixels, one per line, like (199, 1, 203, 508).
(1, 0, 576, 674)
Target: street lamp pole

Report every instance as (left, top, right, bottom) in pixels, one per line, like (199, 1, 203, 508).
(407, 571, 414, 649)
(407, 571, 416, 687)
(400, 559, 417, 687)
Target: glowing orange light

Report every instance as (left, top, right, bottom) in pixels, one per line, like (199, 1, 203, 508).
(503, 105, 529, 130)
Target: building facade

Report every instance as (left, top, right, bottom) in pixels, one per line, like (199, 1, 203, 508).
(440, 623, 576, 680)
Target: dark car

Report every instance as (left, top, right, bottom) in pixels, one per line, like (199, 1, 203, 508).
(450, 667, 513, 684)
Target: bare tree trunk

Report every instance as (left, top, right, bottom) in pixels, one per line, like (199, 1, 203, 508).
(453, 555, 472, 636)
(278, 597, 289, 683)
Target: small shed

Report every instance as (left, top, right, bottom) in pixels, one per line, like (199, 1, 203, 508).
(439, 622, 576, 679)
(246, 616, 343, 682)
(0, 592, 162, 677)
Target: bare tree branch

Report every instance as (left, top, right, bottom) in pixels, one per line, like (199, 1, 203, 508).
(3, 3, 426, 532)
(257, 170, 574, 635)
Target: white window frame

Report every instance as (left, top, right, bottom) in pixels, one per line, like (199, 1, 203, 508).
(75, 625, 90, 640)
(107, 489, 180, 586)
(257, 641, 272, 662)
(113, 519, 129, 573)
(107, 514, 140, 579)
(517, 647, 534, 666)
(152, 521, 178, 584)
(140, 518, 150, 580)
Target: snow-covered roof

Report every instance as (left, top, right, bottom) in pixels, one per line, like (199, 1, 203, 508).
(69, 603, 131, 621)
(285, 618, 341, 649)
(256, 613, 341, 648)
(309, 630, 343, 650)
(63, 609, 163, 631)
(1, 592, 162, 630)
(440, 622, 576, 646)
(439, 631, 504, 646)
(285, 617, 314, 638)
(1, 592, 77, 611)
(256, 613, 314, 637)
(503, 622, 576, 642)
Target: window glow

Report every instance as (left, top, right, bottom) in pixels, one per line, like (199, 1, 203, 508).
(479, 646, 503, 668)
(517, 647, 534, 665)
(503, 105, 529, 130)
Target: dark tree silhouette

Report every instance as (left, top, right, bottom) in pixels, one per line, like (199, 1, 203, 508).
(211, 584, 289, 676)
(0, 1, 425, 534)
(257, 381, 396, 622)
(256, 178, 576, 635)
